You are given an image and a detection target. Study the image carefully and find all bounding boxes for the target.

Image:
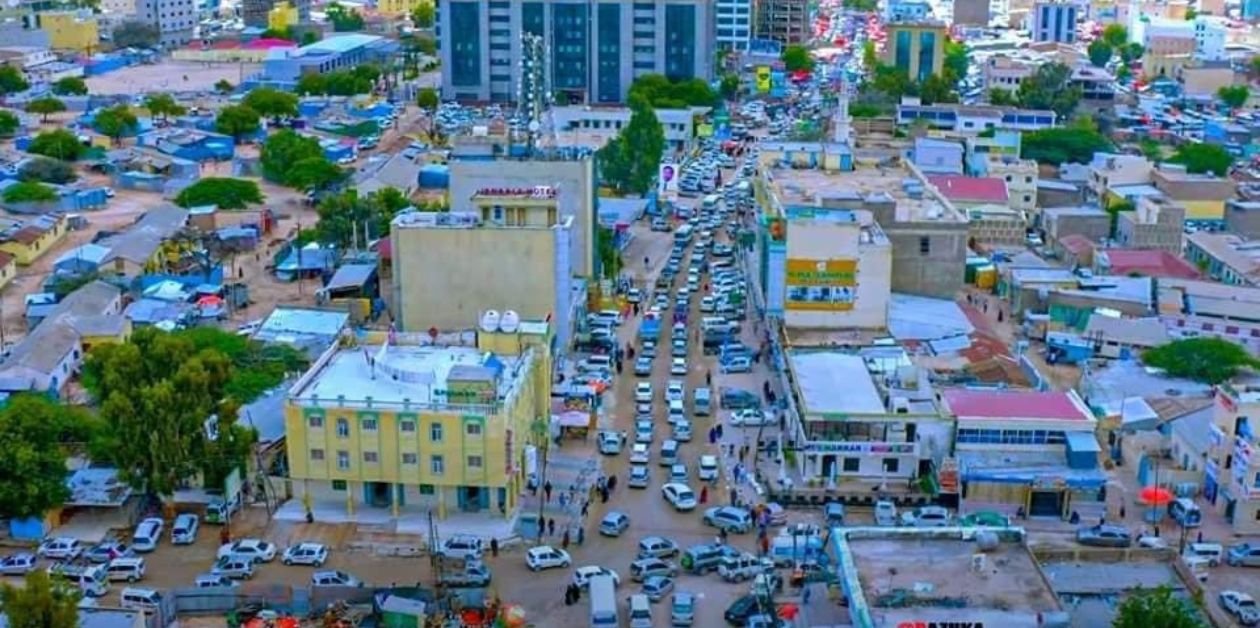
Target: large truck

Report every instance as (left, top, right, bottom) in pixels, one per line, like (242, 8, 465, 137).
(638, 317, 661, 342)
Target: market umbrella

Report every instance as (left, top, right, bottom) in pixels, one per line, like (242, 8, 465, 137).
(1138, 486, 1174, 505)
(778, 604, 800, 620)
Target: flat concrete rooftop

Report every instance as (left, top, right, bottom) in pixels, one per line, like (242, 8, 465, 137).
(850, 537, 1060, 628)
(766, 165, 966, 223)
(293, 344, 524, 408)
(789, 351, 885, 416)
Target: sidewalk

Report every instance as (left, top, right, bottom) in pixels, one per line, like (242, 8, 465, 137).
(517, 450, 601, 542)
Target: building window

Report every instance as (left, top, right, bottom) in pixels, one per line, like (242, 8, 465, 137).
(466, 422, 483, 436)
(842, 458, 860, 472)
(919, 236, 931, 255)
(336, 418, 350, 438)
(431, 455, 445, 475)
(310, 448, 324, 461)
(363, 451, 379, 463)
(361, 417, 377, 431)
(401, 419, 416, 433)
(431, 423, 443, 442)
(332, 480, 347, 491)
(336, 450, 350, 470)
(403, 453, 418, 465)
(308, 415, 324, 428)
(468, 455, 484, 469)
(419, 484, 435, 495)
(882, 458, 900, 474)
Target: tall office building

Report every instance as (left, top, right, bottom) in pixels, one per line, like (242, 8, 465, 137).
(715, 0, 754, 51)
(754, 0, 810, 44)
(883, 21, 947, 81)
(136, 0, 195, 47)
(438, 0, 714, 104)
(1030, 1, 1078, 43)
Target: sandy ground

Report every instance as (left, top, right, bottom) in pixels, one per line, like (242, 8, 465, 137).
(85, 61, 263, 95)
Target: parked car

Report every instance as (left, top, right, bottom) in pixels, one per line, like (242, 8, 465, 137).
(216, 539, 277, 563)
(37, 538, 83, 560)
(720, 356, 752, 373)
(900, 506, 952, 527)
(0, 553, 37, 576)
(210, 556, 255, 580)
(599, 512, 631, 537)
(440, 535, 484, 560)
(671, 591, 697, 626)
(730, 409, 774, 427)
(724, 594, 761, 625)
(282, 542, 329, 566)
(1228, 543, 1260, 567)
(628, 465, 651, 488)
(720, 388, 761, 410)
(311, 570, 363, 587)
(662, 483, 698, 512)
(194, 574, 237, 588)
(642, 575, 675, 602)
(572, 565, 620, 588)
(630, 557, 679, 582)
(524, 546, 570, 571)
(703, 507, 753, 533)
(171, 514, 200, 545)
(630, 443, 651, 464)
(439, 563, 491, 588)
(1220, 591, 1260, 626)
(637, 536, 680, 559)
(1075, 524, 1132, 548)
(84, 541, 133, 564)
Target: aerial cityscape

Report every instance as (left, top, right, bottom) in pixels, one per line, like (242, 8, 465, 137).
(1, 0, 1260, 626)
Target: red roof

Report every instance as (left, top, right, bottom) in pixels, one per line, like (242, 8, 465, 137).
(926, 176, 1009, 203)
(1058, 234, 1095, 256)
(942, 389, 1091, 421)
(246, 38, 298, 50)
(1102, 249, 1199, 279)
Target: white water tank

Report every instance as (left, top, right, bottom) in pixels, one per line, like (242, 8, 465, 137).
(500, 310, 520, 332)
(481, 310, 501, 332)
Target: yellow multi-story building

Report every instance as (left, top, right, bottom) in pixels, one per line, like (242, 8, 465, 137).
(284, 320, 553, 519)
(882, 21, 947, 81)
(1206, 384, 1260, 534)
(39, 11, 99, 53)
(268, 1, 299, 32)
(378, 0, 429, 17)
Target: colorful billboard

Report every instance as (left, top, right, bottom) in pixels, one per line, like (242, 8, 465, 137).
(785, 258, 857, 311)
(756, 66, 772, 93)
(658, 163, 678, 193)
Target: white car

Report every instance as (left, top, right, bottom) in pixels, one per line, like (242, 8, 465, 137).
(525, 546, 571, 572)
(670, 358, 688, 376)
(216, 539, 277, 563)
(1220, 590, 1260, 625)
(629, 443, 650, 464)
(661, 483, 698, 512)
(440, 535, 485, 560)
(312, 570, 363, 587)
(698, 455, 719, 482)
(37, 538, 83, 560)
(282, 542, 329, 566)
(572, 565, 621, 588)
(628, 465, 650, 488)
(635, 382, 653, 403)
(0, 553, 37, 576)
(730, 409, 774, 427)
(666, 380, 685, 402)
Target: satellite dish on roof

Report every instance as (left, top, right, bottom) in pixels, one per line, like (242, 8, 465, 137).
(481, 310, 501, 332)
(500, 310, 520, 333)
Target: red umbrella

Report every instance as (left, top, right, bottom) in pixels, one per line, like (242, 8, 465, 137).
(1138, 486, 1174, 505)
(778, 604, 800, 620)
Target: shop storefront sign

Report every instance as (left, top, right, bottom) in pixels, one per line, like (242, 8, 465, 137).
(804, 441, 917, 455)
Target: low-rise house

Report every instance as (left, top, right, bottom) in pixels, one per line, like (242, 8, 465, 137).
(0, 281, 126, 396)
(1081, 313, 1170, 358)
(1156, 278, 1260, 353)
(138, 128, 235, 162)
(1184, 232, 1260, 287)
(1150, 163, 1237, 221)
(95, 205, 190, 277)
(1094, 248, 1199, 279)
(1114, 195, 1185, 254)
(0, 213, 67, 265)
(1043, 204, 1110, 246)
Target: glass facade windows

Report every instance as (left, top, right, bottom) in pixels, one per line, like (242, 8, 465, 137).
(552, 3, 589, 91)
(597, 3, 621, 103)
(522, 2, 545, 37)
(956, 428, 1068, 445)
(664, 5, 695, 81)
(894, 30, 912, 74)
(918, 32, 936, 81)
(449, 2, 481, 87)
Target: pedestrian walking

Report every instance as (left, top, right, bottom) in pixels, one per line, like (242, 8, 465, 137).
(581, 500, 590, 517)
(600, 487, 609, 503)
(700, 485, 708, 504)
(562, 530, 571, 549)
(547, 518, 555, 536)
(544, 481, 553, 503)
(706, 371, 712, 386)
(1119, 505, 1126, 519)
(719, 528, 729, 544)
(490, 538, 499, 558)
(559, 492, 568, 508)
(607, 475, 617, 492)
(716, 424, 723, 439)
(803, 586, 812, 605)
(577, 526, 585, 545)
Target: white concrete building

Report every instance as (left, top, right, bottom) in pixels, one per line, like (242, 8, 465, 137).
(1030, 1, 1077, 43)
(1193, 15, 1227, 61)
(715, 0, 753, 51)
(136, 0, 195, 47)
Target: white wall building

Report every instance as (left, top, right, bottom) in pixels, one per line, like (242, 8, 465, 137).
(1030, 1, 1077, 42)
(715, 0, 753, 51)
(1193, 16, 1227, 61)
(136, 0, 195, 47)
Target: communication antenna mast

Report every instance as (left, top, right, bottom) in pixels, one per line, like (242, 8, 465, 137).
(516, 32, 554, 153)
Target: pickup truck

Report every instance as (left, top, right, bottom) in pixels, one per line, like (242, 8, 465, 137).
(439, 563, 492, 588)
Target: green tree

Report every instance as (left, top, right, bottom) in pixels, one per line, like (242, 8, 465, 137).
(411, 34, 437, 55)
(243, 87, 299, 121)
(301, 31, 319, 46)
(850, 102, 886, 118)
(868, 64, 916, 101)
(1120, 42, 1144, 64)
(719, 74, 741, 100)
(1168, 143, 1233, 177)
(988, 88, 1018, 106)
(94, 105, 139, 144)
(628, 74, 718, 108)
(111, 20, 160, 48)
(0, 65, 29, 95)
(2, 181, 58, 204)
(1015, 62, 1082, 119)
(596, 226, 622, 279)
(260, 130, 324, 184)
(943, 38, 968, 83)
(1021, 126, 1113, 164)
(285, 157, 346, 191)
(215, 79, 235, 95)
(843, 0, 877, 10)
(51, 76, 88, 96)
(918, 73, 959, 105)
(25, 97, 66, 123)
(862, 41, 877, 69)
(143, 92, 186, 123)
(325, 2, 365, 31)
(411, 0, 435, 27)
(1217, 85, 1249, 109)
(1137, 137, 1163, 162)
(781, 44, 814, 73)
(597, 96, 665, 195)
(295, 73, 328, 96)
(1102, 24, 1129, 48)
(1184, 7, 1197, 19)
(28, 129, 85, 161)
(1088, 39, 1114, 67)
(174, 178, 264, 209)
(1113, 586, 1204, 628)
(0, 570, 80, 628)
(1143, 338, 1260, 384)
(0, 110, 20, 137)
(0, 397, 83, 520)
(214, 104, 262, 143)
(18, 157, 77, 184)
(1251, 56, 1260, 79)
(416, 86, 439, 110)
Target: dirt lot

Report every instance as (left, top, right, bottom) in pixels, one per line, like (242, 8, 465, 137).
(85, 61, 263, 95)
